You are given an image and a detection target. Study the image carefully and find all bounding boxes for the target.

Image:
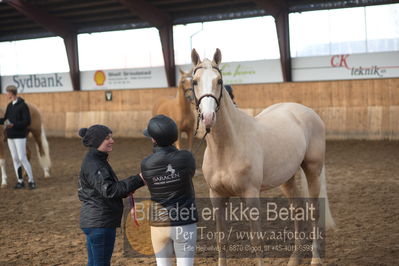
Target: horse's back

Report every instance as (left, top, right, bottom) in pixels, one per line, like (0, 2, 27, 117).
(257, 102, 325, 162)
(26, 103, 42, 132)
(152, 97, 175, 116)
(256, 102, 324, 137)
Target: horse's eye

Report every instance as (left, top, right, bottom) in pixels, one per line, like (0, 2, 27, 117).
(192, 80, 198, 86)
(217, 79, 222, 84)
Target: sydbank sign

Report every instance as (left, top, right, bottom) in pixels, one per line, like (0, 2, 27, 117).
(1, 72, 73, 93)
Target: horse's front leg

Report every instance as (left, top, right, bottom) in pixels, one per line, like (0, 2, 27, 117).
(243, 191, 264, 266)
(280, 175, 306, 266)
(187, 128, 194, 151)
(176, 130, 182, 150)
(210, 189, 229, 266)
(0, 157, 7, 188)
(0, 140, 7, 188)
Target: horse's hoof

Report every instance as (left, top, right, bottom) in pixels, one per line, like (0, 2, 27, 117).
(44, 168, 51, 178)
(218, 258, 227, 266)
(1, 183, 7, 189)
(287, 256, 300, 266)
(311, 258, 323, 266)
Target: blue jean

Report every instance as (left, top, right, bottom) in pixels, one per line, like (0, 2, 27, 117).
(82, 228, 116, 266)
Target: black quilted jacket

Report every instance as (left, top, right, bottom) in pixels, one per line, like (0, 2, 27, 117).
(141, 145, 197, 226)
(78, 148, 144, 228)
(0, 97, 31, 138)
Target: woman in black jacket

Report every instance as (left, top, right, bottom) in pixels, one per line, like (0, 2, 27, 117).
(78, 125, 144, 266)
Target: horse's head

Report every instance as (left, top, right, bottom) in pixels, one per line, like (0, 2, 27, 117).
(178, 68, 194, 102)
(191, 48, 223, 131)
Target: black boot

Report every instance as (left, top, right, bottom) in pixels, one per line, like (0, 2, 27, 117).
(14, 181, 24, 189)
(14, 167, 25, 189)
(28, 181, 37, 190)
(18, 167, 23, 180)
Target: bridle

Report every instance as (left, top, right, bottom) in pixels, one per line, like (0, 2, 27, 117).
(191, 66, 223, 113)
(180, 76, 194, 101)
(191, 65, 223, 139)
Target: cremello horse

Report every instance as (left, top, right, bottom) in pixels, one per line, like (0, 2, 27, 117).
(191, 48, 335, 266)
(0, 103, 51, 188)
(153, 68, 195, 150)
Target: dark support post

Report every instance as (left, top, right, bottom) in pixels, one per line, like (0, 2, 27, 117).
(7, 0, 81, 90)
(116, 0, 176, 87)
(64, 34, 80, 91)
(159, 24, 176, 87)
(253, 0, 292, 82)
(275, 10, 292, 82)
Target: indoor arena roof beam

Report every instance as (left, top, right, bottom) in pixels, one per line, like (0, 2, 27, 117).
(6, 0, 81, 91)
(117, 0, 176, 87)
(253, 0, 292, 82)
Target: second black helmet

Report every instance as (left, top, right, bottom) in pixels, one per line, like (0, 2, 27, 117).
(143, 115, 178, 146)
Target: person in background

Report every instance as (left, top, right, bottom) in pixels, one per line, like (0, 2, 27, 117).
(224, 85, 236, 105)
(0, 85, 35, 189)
(78, 125, 144, 266)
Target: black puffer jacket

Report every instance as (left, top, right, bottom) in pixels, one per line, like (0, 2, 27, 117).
(0, 97, 31, 138)
(78, 148, 144, 228)
(141, 145, 197, 226)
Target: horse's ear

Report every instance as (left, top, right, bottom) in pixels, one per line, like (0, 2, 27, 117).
(191, 49, 201, 66)
(179, 68, 185, 75)
(213, 48, 222, 66)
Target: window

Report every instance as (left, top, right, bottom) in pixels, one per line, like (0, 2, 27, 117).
(78, 28, 163, 71)
(0, 37, 68, 75)
(173, 16, 280, 64)
(289, 3, 399, 57)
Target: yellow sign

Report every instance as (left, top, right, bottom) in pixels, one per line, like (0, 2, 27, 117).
(94, 70, 106, 86)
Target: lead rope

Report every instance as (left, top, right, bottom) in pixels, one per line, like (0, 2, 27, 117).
(194, 112, 201, 136)
(128, 193, 139, 226)
(192, 128, 209, 156)
(129, 173, 147, 227)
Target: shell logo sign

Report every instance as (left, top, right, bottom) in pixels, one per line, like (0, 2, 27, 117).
(94, 70, 106, 86)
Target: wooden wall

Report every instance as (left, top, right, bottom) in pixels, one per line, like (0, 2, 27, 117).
(1, 78, 398, 140)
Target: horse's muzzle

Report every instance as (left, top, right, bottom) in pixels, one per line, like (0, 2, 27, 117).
(202, 112, 216, 129)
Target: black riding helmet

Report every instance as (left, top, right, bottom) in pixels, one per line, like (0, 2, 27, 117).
(143, 115, 178, 146)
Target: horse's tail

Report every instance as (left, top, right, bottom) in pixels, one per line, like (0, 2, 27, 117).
(300, 166, 335, 230)
(35, 124, 51, 178)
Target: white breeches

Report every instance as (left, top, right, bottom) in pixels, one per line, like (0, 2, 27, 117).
(7, 138, 34, 182)
(151, 223, 197, 266)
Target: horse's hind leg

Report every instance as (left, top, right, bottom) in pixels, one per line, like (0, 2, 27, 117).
(280, 175, 305, 266)
(30, 127, 51, 178)
(301, 160, 324, 266)
(31, 128, 44, 156)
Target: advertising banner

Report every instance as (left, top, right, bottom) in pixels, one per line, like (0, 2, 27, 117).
(178, 59, 283, 85)
(292, 51, 399, 81)
(80, 67, 167, 90)
(1, 72, 73, 93)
